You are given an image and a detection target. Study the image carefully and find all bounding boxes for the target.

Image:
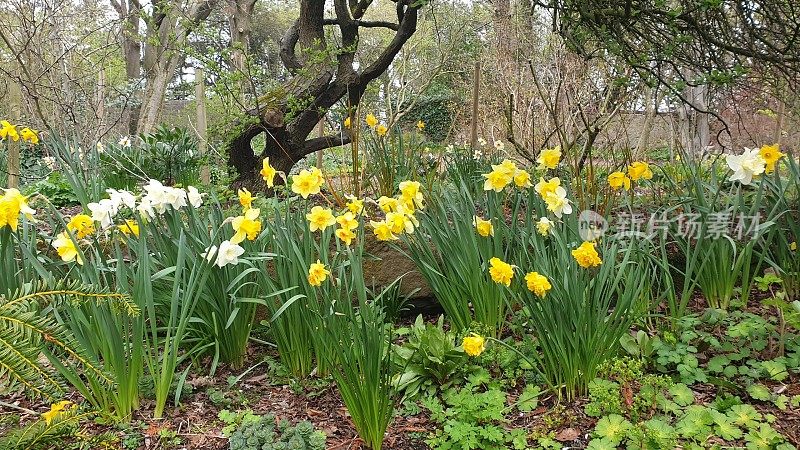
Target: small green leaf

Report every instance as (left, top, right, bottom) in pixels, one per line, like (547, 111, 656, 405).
(670, 383, 695, 406)
(517, 384, 540, 413)
(747, 384, 772, 401)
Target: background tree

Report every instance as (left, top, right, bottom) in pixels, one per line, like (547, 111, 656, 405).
(226, 0, 424, 189)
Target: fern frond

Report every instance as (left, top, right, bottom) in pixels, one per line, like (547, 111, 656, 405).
(0, 407, 94, 450)
(0, 280, 130, 399)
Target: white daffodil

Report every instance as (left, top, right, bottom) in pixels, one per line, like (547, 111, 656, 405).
(204, 240, 244, 268)
(88, 198, 116, 228)
(726, 147, 766, 186)
(187, 186, 204, 208)
(543, 186, 573, 218)
(107, 188, 136, 211)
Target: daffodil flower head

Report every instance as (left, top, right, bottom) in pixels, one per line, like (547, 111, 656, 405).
(371, 220, 397, 241)
(52, 232, 83, 265)
(67, 214, 95, 239)
(525, 271, 551, 298)
(727, 147, 766, 186)
(231, 208, 262, 243)
(291, 167, 325, 198)
(627, 161, 653, 181)
(474, 216, 494, 237)
(462, 334, 486, 357)
(572, 241, 602, 268)
(307, 260, 330, 286)
(260, 157, 278, 187)
(543, 186, 572, 218)
(759, 144, 785, 174)
(488, 257, 514, 286)
(608, 171, 631, 191)
(537, 146, 561, 169)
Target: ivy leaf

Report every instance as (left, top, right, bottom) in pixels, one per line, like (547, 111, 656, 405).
(747, 384, 772, 402)
(593, 414, 631, 446)
(517, 385, 540, 413)
(669, 383, 695, 406)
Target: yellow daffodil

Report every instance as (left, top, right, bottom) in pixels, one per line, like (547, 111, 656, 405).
(416, 120, 425, 131)
(537, 147, 561, 169)
(0, 188, 35, 231)
(238, 188, 254, 210)
(41, 400, 73, 425)
(260, 158, 277, 187)
(291, 167, 325, 198)
(474, 216, 494, 237)
(371, 220, 397, 241)
(482, 169, 513, 192)
(52, 232, 82, 265)
(627, 161, 653, 181)
(543, 187, 573, 218)
(306, 206, 336, 232)
(525, 271, 551, 298)
(336, 211, 359, 231)
(365, 113, 378, 128)
(118, 219, 140, 237)
(231, 208, 262, 244)
(346, 195, 364, 215)
(376, 124, 388, 136)
(536, 217, 553, 236)
(790, 241, 797, 251)
(0, 120, 19, 141)
(513, 169, 533, 188)
(378, 196, 399, 213)
(399, 180, 424, 209)
(335, 227, 356, 246)
(496, 159, 518, 177)
(462, 335, 485, 357)
(307, 260, 330, 286)
(534, 177, 560, 198)
(759, 144, 786, 174)
(344, 116, 351, 128)
(385, 211, 415, 235)
(67, 214, 95, 239)
(572, 241, 602, 268)
(608, 171, 631, 191)
(20, 127, 38, 144)
(488, 257, 514, 286)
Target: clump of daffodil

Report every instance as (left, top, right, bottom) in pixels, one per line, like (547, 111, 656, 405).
(0, 188, 36, 231)
(525, 271, 551, 298)
(307, 260, 330, 286)
(462, 335, 486, 357)
(488, 257, 514, 286)
(260, 158, 277, 187)
(52, 232, 83, 265)
(306, 206, 336, 232)
(572, 241, 602, 268)
(365, 113, 378, 128)
(291, 167, 325, 198)
(608, 171, 631, 191)
(536, 217, 553, 236)
(230, 208, 262, 244)
(627, 161, 653, 181)
(238, 188, 254, 210)
(118, 219, 140, 237)
(67, 214, 95, 239)
(474, 216, 494, 237)
(41, 400, 73, 425)
(537, 146, 561, 170)
(759, 144, 786, 174)
(370, 220, 397, 241)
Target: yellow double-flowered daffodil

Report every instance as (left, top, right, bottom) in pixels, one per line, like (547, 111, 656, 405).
(488, 257, 514, 286)
(371, 220, 397, 241)
(525, 271, 551, 298)
(572, 241, 602, 268)
(537, 147, 561, 170)
(462, 334, 486, 357)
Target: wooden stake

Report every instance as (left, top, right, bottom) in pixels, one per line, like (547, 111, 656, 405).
(316, 119, 324, 169)
(195, 68, 210, 184)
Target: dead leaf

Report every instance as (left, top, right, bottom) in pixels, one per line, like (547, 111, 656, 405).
(555, 427, 580, 442)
